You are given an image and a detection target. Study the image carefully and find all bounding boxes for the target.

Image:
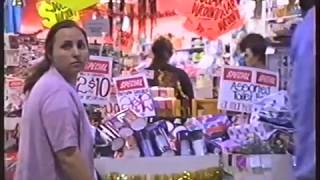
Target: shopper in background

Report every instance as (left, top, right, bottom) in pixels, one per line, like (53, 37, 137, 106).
(290, 1, 315, 180)
(16, 20, 94, 180)
(147, 36, 194, 116)
(233, 31, 248, 66)
(239, 33, 268, 69)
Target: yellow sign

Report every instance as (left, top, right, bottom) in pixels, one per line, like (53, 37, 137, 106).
(53, 0, 99, 11)
(37, 1, 80, 28)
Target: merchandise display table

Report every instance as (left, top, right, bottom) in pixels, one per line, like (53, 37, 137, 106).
(95, 155, 223, 180)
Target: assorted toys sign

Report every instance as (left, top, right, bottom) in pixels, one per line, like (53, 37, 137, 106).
(218, 66, 279, 113)
(113, 75, 156, 117)
(76, 56, 113, 105)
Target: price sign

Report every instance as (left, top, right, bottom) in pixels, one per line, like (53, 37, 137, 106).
(103, 94, 121, 117)
(113, 75, 156, 117)
(84, 18, 110, 37)
(76, 56, 113, 105)
(5, 77, 24, 112)
(5, 49, 19, 67)
(218, 66, 279, 113)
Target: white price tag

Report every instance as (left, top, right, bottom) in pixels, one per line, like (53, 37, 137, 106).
(249, 155, 262, 168)
(261, 156, 272, 169)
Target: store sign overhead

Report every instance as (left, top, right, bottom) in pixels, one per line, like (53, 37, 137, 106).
(37, 1, 80, 28)
(53, 0, 99, 11)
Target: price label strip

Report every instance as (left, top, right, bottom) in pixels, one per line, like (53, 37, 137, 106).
(76, 56, 113, 105)
(249, 155, 264, 174)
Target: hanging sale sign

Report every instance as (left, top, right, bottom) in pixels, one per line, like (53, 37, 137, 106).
(53, 0, 99, 11)
(218, 66, 279, 113)
(113, 75, 156, 117)
(37, 1, 80, 28)
(178, 0, 245, 40)
(76, 56, 113, 105)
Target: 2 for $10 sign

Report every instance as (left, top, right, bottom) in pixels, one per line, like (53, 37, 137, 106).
(218, 66, 279, 113)
(76, 56, 112, 105)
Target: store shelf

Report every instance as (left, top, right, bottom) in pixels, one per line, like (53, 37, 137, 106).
(175, 47, 204, 53)
(266, 14, 301, 23)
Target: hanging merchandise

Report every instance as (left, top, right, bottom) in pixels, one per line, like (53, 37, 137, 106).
(128, 4, 135, 34)
(138, 0, 147, 37)
(149, 0, 157, 38)
(5, 0, 24, 33)
(119, 0, 125, 26)
(108, 0, 114, 37)
(118, 30, 134, 53)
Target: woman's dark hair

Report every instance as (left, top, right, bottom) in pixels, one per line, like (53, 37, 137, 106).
(150, 36, 173, 69)
(23, 20, 88, 94)
(239, 33, 267, 64)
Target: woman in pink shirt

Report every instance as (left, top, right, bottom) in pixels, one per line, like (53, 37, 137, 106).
(16, 20, 95, 180)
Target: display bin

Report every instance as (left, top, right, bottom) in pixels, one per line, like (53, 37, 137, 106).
(95, 155, 223, 180)
(222, 154, 294, 180)
(192, 99, 221, 117)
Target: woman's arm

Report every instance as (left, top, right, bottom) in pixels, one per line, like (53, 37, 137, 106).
(42, 90, 94, 180)
(56, 147, 92, 180)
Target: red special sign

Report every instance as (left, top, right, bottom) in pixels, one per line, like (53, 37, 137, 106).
(223, 68, 252, 83)
(83, 60, 110, 74)
(256, 72, 277, 87)
(116, 77, 146, 92)
(9, 80, 24, 88)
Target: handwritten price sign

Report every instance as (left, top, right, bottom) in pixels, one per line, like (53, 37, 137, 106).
(218, 66, 279, 113)
(5, 77, 24, 111)
(76, 56, 113, 105)
(113, 75, 156, 117)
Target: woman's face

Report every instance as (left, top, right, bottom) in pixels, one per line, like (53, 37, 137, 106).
(51, 27, 89, 79)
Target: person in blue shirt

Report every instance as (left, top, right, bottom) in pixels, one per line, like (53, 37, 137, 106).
(290, 2, 315, 180)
